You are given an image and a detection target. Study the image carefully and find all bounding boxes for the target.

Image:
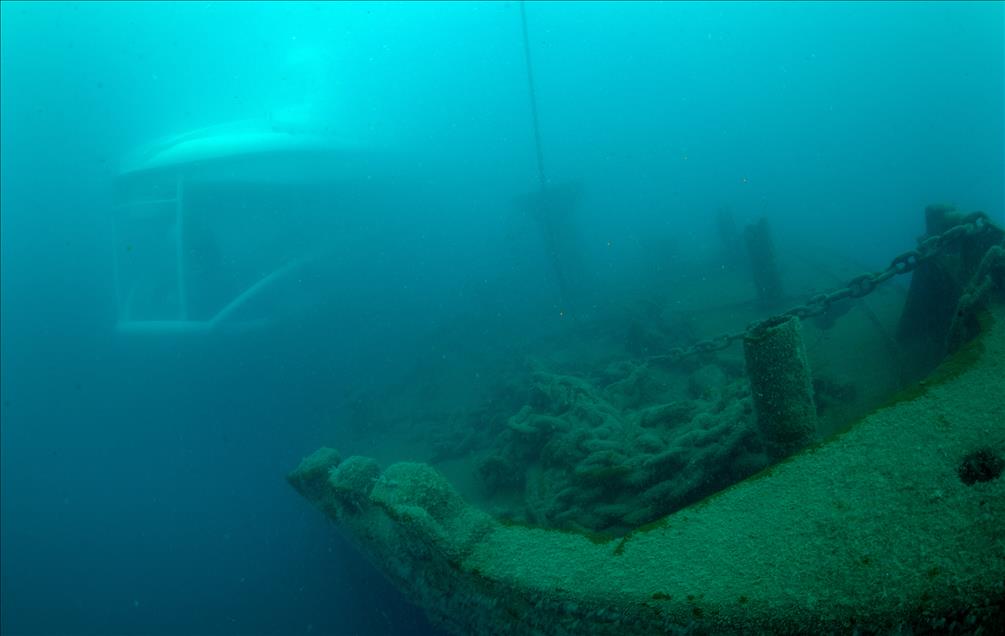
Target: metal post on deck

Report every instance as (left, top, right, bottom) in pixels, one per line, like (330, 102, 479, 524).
(743, 315, 818, 460)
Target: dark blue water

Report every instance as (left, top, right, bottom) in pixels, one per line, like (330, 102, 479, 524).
(1, 2, 1001, 635)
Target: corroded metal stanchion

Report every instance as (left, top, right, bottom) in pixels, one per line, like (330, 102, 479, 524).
(897, 205, 1005, 379)
(743, 315, 817, 459)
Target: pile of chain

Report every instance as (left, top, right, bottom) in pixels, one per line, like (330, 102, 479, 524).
(651, 211, 1004, 363)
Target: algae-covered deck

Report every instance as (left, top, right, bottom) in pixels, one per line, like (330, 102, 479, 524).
(289, 298, 1003, 634)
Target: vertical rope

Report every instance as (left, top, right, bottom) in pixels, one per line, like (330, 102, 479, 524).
(520, 1, 575, 315)
(520, 0, 547, 191)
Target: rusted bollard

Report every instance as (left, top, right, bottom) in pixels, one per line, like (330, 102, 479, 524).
(743, 315, 817, 460)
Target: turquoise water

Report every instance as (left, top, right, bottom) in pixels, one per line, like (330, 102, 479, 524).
(1, 2, 1001, 634)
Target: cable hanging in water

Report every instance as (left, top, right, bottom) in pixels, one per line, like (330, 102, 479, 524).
(520, 0, 547, 191)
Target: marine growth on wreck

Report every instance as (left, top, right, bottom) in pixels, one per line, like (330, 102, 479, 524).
(292, 203, 1005, 634)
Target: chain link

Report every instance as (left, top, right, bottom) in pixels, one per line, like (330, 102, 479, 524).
(648, 211, 1003, 363)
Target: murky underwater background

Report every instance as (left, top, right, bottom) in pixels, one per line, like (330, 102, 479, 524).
(1, 2, 1002, 634)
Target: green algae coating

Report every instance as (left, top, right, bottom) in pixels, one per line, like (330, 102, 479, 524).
(291, 302, 1005, 635)
(496, 515, 617, 546)
(658, 307, 1000, 526)
(743, 315, 817, 457)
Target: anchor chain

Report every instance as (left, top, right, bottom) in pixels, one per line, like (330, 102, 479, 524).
(650, 211, 1002, 363)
